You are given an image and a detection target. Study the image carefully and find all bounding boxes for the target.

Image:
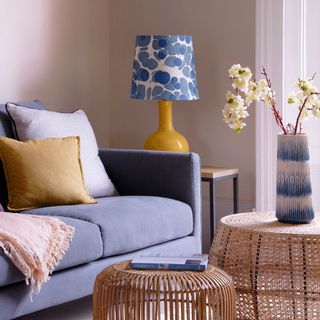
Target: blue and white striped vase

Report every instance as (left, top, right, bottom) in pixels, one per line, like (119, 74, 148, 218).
(276, 133, 314, 224)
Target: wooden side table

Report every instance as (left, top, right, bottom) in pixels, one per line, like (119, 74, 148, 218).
(209, 212, 320, 320)
(93, 260, 236, 320)
(201, 166, 239, 241)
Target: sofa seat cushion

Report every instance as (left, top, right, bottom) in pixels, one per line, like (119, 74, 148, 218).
(23, 196, 194, 257)
(0, 216, 103, 288)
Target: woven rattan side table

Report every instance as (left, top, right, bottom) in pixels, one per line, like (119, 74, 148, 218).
(209, 211, 320, 320)
(93, 260, 235, 319)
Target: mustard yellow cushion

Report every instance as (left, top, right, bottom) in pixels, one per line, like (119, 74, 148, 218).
(0, 136, 96, 211)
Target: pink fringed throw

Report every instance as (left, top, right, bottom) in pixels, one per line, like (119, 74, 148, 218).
(0, 211, 74, 299)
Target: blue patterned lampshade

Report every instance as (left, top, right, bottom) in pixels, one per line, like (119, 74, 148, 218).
(131, 35, 199, 101)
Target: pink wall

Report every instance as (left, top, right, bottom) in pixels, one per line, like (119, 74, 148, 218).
(0, 0, 110, 146)
(109, 0, 256, 251)
(0, 0, 256, 251)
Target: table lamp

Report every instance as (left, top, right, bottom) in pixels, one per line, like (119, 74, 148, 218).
(130, 35, 199, 152)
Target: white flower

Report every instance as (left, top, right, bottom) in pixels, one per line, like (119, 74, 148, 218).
(261, 90, 275, 106)
(307, 93, 320, 108)
(312, 107, 320, 118)
(296, 91, 306, 105)
(232, 78, 249, 92)
(305, 97, 314, 110)
(228, 64, 241, 78)
(296, 79, 318, 96)
(228, 64, 253, 93)
(257, 79, 268, 90)
(225, 91, 242, 104)
(238, 67, 252, 81)
(300, 108, 309, 119)
(255, 79, 272, 103)
(287, 91, 299, 105)
(230, 120, 246, 133)
(245, 80, 269, 104)
(307, 94, 320, 118)
(289, 80, 320, 117)
(222, 92, 249, 132)
(228, 64, 252, 80)
(245, 92, 255, 105)
(224, 92, 246, 111)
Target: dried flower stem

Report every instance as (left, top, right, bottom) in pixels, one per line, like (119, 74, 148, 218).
(261, 67, 287, 135)
(294, 96, 309, 135)
(293, 92, 320, 134)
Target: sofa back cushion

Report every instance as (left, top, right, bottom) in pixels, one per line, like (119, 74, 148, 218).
(0, 104, 15, 138)
(0, 100, 43, 207)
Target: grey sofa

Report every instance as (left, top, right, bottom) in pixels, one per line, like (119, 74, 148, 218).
(0, 102, 201, 320)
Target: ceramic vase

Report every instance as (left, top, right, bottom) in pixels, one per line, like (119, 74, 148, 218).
(275, 133, 314, 224)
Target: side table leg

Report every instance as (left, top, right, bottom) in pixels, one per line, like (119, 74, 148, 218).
(209, 179, 216, 242)
(233, 175, 239, 213)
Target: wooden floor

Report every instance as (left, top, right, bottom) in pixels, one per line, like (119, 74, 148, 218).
(16, 296, 92, 320)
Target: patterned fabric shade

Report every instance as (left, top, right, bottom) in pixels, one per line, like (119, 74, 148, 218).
(131, 35, 199, 101)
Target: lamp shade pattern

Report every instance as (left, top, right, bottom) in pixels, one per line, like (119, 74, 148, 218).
(131, 35, 199, 101)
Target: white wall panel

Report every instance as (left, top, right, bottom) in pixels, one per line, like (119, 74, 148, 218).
(257, 0, 320, 211)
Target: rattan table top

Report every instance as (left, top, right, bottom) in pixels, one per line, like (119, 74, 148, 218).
(220, 211, 320, 235)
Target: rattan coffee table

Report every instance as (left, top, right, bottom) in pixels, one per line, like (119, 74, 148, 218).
(93, 260, 235, 319)
(209, 211, 320, 320)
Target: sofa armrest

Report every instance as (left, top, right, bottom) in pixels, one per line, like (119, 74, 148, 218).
(99, 148, 202, 252)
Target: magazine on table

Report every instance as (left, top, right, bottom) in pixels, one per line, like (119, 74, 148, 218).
(131, 254, 208, 271)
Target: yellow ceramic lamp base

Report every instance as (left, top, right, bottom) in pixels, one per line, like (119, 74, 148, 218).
(144, 101, 189, 152)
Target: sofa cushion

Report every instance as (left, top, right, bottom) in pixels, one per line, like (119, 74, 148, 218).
(23, 196, 194, 257)
(0, 136, 95, 211)
(0, 100, 44, 207)
(0, 216, 103, 288)
(0, 100, 43, 138)
(6, 104, 118, 198)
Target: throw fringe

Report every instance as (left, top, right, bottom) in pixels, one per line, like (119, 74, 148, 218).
(0, 213, 74, 301)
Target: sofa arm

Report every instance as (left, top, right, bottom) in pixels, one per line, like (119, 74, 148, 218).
(99, 148, 202, 251)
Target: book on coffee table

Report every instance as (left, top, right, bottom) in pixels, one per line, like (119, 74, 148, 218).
(131, 254, 208, 271)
